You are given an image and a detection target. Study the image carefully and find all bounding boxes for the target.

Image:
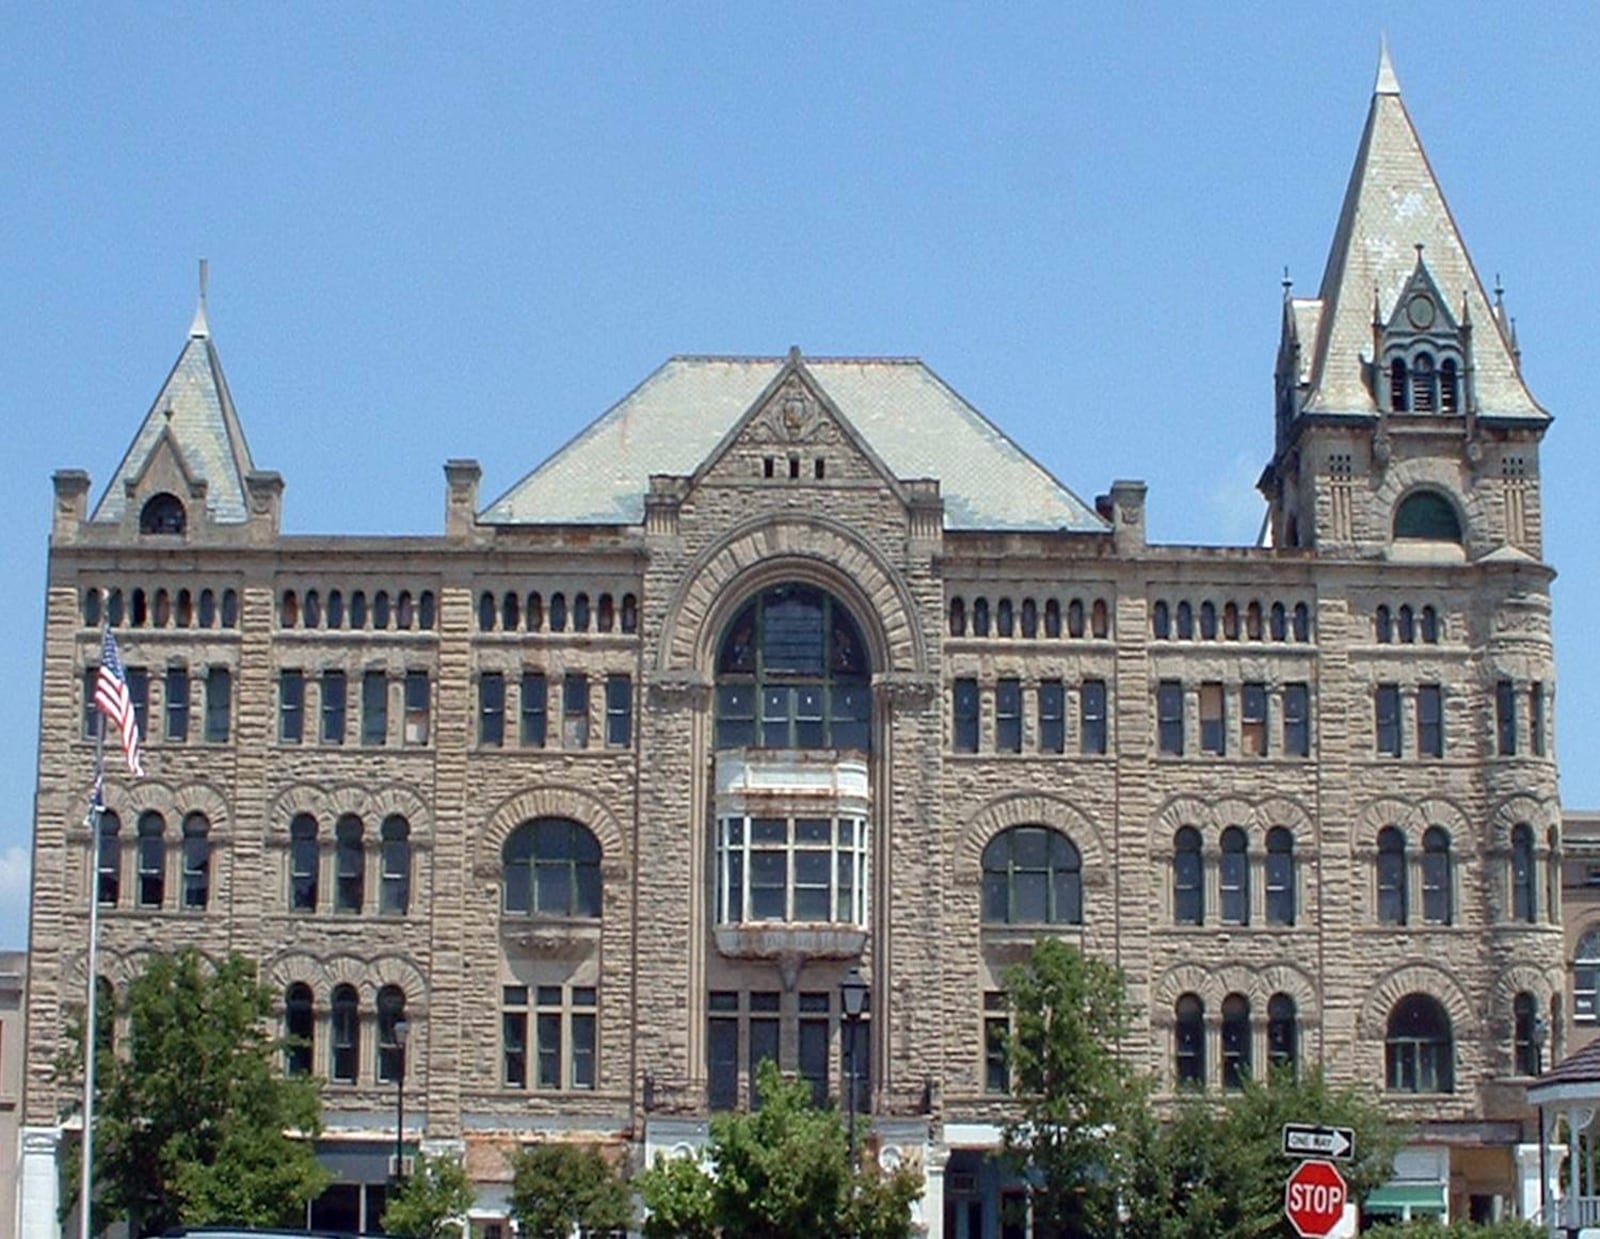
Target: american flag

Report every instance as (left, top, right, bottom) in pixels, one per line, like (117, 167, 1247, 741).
(95, 627, 143, 777)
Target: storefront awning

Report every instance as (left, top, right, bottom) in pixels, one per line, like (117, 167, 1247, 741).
(1364, 1184, 1447, 1215)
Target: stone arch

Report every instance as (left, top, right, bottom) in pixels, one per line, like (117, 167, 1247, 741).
(1352, 794, 1473, 854)
(1491, 963, 1559, 1023)
(324, 953, 375, 996)
(1487, 793, 1560, 851)
(172, 780, 234, 840)
(1215, 965, 1264, 1004)
(1153, 962, 1215, 1012)
(266, 952, 328, 992)
(269, 783, 336, 836)
(1373, 459, 1487, 555)
(1357, 962, 1474, 1040)
(656, 513, 928, 678)
(957, 793, 1108, 882)
(1151, 792, 1316, 852)
(100, 777, 182, 827)
(372, 955, 429, 1013)
(474, 784, 629, 880)
(1256, 964, 1320, 1020)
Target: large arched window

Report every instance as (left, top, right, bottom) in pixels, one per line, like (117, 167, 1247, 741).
(1222, 994, 1251, 1089)
(377, 985, 407, 1084)
(1385, 994, 1454, 1093)
(716, 813, 868, 926)
(139, 492, 186, 535)
(137, 811, 165, 908)
(1393, 491, 1462, 542)
(1175, 994, 1205, 1087)
(715, 584, 872, 751)
(290, 814, 319, 912)
(503, 818, 601, 918)
(330, 984, 359, 1083)
(1511, 823, 1537, 924)
(1174, 828, 1203, 925)
(1268, 994, 1298, 1077)
(285, 983, 314, 1077)
(335, 815, 364, 913)
(1219, 827, 1249, 925)
(381, 815, 411, 916)
(1421, 827, 1452, 925)
(1576, 928, 1600, 1023)
(181, 812, 211, 911)
(981, 827, 1082, 925)
(1377, 826, 1408, 926)
(1266, 828, 1296, 926)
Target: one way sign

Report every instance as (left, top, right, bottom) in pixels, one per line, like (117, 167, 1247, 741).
(1282, 1123, 1355, 1160)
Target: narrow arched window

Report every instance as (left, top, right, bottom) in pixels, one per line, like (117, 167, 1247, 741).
(1512, 823, 1537, 924)
(550, 593, 567, 632)
(1420, 605, 1440, 644)
(1421, 826, 1452, 925)
(373, 591, 391, 630)
(621, 594, 638, 633)
(152, 588, 171, 628)
(1390, 358, 1409, 412)
(1219, 827, 1249, 925)
(327, 589, 344, 629)
(1176, 601, 1194, 640)
(1386, 994, 1453, 1092)
(302, 590, 321, 629)
(503, 818, 602, 918)
(350, 590, 368, 629)
(1020, 598, 1038, 639)
(198, 589, 216, 628)
(1292, 603, 1311, 642)
(1067, 598, 1085, 639)
(948, 597, 966, 637)
(381, 815, 411, 916)
(1376, 605, 1393, 643)
(1398, 605, 1415, 644)
(137, 811, 165, 907)
(181, 812, 210, 911)
(502, 591, 520, 632)
(1411, 352, 1437, 412)
(419, 591, 436, 630)
(377, 985, 407, 1084)
(330, 985, 359, 1083)
(569, 592, 587, 633)
(280, 589, 299, 628)
(176, 589, 193, 627)
(1440, 358, 1460, 414)
(97, 811, 121, 906)
(1044, 598, 1061, 638)
(972, 598, 989, 637)
(527, 592, 544, 632)
(1091, 599, 1109, 638)
(290, 814, 319, 911)
(221, 589, 238, 627)
(285, 983, 314, 1076)
(1377, 826, 1408, 925)
(1152, 601, 1170, 640)
(1513, 991, 1539, 1076)
(996, 598, 1014, 638)
(478, 591, 496, 632)
(1246, 601, 1263, 641)
(1199, 601, 1217, 640)
(1269, 602, 1286, 642)
(1174, 827, 1203, 925)
(1223, 602, 1240, 641)
(1222, 994, 1251, 1089)
(396, 591, 414, 630)
(1175, 994, 1205, 1087)
(107, 588, 125, 627)
(597, 593, 615, 633)
(1266, 828, 1296, 926)
(139, 492, 186, 535)
(1268, 994, 1298, 1077)
(1394, 491, 1462, 542)
(981, 827, 1082, 925)
(83, 587, 102, 628)
(335, 815, 364, 913)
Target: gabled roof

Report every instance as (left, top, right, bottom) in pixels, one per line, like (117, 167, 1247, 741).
(482, 356, 1106, 533)
(1300, 47, 1545, 421)
(93, 296, 256, 525)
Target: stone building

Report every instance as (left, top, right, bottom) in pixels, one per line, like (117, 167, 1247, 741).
(19, 49, 1565, 1236)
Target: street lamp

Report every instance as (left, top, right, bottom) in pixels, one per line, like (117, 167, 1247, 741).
(840, 966, 868, 1173)
(393, 1017, 409, 1185)
(1533, 1014, 1549, 1227)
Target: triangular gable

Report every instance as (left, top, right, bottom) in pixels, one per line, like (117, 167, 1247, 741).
(1382, 253, 1459, 337)
(125, 423, 206, 500)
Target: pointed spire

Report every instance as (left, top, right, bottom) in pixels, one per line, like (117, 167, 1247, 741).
(188, 258, 210, 339)
(1375, 35, 1401, 96)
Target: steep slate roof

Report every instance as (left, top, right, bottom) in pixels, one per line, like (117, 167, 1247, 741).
(1296, 46, 1545, 421)
(482, 356, 1106, 532)
(92, 296, 256, 524)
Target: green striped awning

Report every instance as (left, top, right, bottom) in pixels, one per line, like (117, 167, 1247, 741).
(1363, 1184, 1447, 1214)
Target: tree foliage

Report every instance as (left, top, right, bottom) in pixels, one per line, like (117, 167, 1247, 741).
(509, 1142, 631, 1238)
(635, 1059, 922, 1239)
(58, 949, 326, 1237)
(382, 1150, 476, 1239)
(1000, 937, 1150, 1238)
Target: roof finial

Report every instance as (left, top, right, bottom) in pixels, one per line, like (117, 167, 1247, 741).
(1375, 35, 1401, 96)
(188, 258, 211, 339)
(1282, 266, 1292, 297)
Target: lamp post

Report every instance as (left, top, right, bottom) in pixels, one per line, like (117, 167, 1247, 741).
(1533, 1014, 1549, 1228)
(840, 966, 868, 1174)
(393, 1017, 409, 1186)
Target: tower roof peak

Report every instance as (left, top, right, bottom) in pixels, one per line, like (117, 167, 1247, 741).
(187, 258, 210, 339)
(1374, 36, 1401, 96)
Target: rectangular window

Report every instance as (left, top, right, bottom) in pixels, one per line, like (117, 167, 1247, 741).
(1241, 682, 1267, 757)
(204, 667, 231, 743)
(279, 670, 304, 743)
(361, 670, 388, 746)
(984, 991, 1010, 1094)
(1375, 683, 1401, 757)
(1417, 684, 1443, 758)
(1283, 682, 1309, 757)
(1577, 966, 1599, 1024)
(503, 985, 529, 1087)
(1497, 679, 1517, 755)
(953, 678, 979, 753)
(404, 671, 430, 745)
(1531, 682, 1546, 756)
(82, 666, 98, 739)
(564, 673, 590, 748)
(165, 667, 190, 743)
(533, 984, 598, 1091)
(1037, 679, 1065, 754)
(1199, 682, 1225, 755)
(749, 991, 780, 1108)
(1157, 680, 1184, 755)
(995, 678, 1022, 754)
(321, 670, 346, 744)
(606, 674, 632, 748)
(520, 671, 547, 747)
(127, 666, 150, 742)
(798, 992, 830, 1106)
(479, 672, 505, 747)
(708, 991, 739, 1111)
(1080, 679, 1107, 755)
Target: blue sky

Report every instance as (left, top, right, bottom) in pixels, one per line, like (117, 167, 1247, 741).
(3, 6, 1597, 951)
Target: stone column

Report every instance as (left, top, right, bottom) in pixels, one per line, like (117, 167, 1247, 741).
(16, 1126, 61, 1239)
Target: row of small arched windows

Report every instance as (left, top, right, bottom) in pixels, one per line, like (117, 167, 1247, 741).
(1152, 599, 1312, 643)
(478, 591, 638, 636)
(1172, 992, 1299, 1089)
(948, 596, 1109, 640)
(288, 813, 413, 916)
(83, 586, 238, 630)
(280, 589, 435, 632)
(284, 981, 408, 1085)
(96, 810, 213, 911)
(1389, 354, 1460, 415)
(1375, 604, 1442, 644)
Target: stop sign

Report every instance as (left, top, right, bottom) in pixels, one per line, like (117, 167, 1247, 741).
(1285, 1158, 1348, 1238)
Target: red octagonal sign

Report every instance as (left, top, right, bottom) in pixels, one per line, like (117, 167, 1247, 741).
(1285, 1158, 1348, 1238)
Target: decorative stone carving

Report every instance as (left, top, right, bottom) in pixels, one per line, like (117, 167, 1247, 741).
(648, 672, 712, 710)
(754, 382, 839, 446)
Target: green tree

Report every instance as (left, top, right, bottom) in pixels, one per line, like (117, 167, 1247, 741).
(1123, 1068, 1399, 1239)
(509, 1142, 631, 1238)
(1000, 937, 1150, 1238)
(382, 1150, 476, 1239)
(58, 949, 326, 1237)
(637, 1149, 716, 1239)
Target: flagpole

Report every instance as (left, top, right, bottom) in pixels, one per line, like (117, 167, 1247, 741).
(80, 711, 106, 1239)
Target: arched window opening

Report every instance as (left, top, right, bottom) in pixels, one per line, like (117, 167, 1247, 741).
(97, 811, 121, 906)
(396, 591, 414, 630)
(327, 590, 344, 629)
(1176, 601, 1194, 640)
(335, 815, 364, 913)
(714, 584, 872, 752)
(477, 591, 496, 633)
(598, 593, 615, 633)
(221, 589, 238, 627)
(1292, 603, 1311, 642)
(290, 814, 319, 912)
(1223, 602, 1240, 641)
(152, 589, 171, 628)
(1513, 991, 1540, 1076)
(503, 818, 601, 918)
(1410, 352, 1437, 412)
(550, 592, 568, 632)
(527, 592, 544, 632)
(181, 812, 210, 911)
(1385, 994, 1454, 1093)
(1512, 822, 1537, 924)
(948, 597, 966, 637)
(1576, 928, 1600, 1023)
(1152, 601, 1170, 640)
(981, 827, 1082, 925)
(377, 985, 407, 1084)
(972, 598, 990, 637)
(280, 590, 299, 629)
(1440, 359, 1460, 414)
(503, 592, 520, 632)
(1246, 601, 1263, 641)
(285, 983, 314, 1076)
(1175, 994, 1205, 1087)
(1266, 827, 1296, 926)
(1420, 605, 1440, 644)
(330, 985, 359, 1083)
(573, 592, 591, 632)
(137, 811, 165, 908)
(1268, 994, 1298, 1077)
(1020, 598, 1038, 639)
(1421, 826, 1452, 925)
(1044, 598, 1061, 638)
(1377, 826, 1408, 926)
(1199, 601, 1217, 641)
(176, 589, 193, 628)
(1222, 994, 1251, 1089)
(381, 815, 411, 916)
(302, 590, 321, 629)
(1219, 827, 1249, 925)
(1091, 599, 1109, 638)
(621, 594, 638, 634)
(1376, 605, 1393, 644)
(1397, 605, 1415, 644)
(1174, 827, 1203, 925)
(1390, 358, 1409, 412)
(419, 590, 436, 630)
(83, 587, 102, 628)
(1269, 602, 1286, 642)
(996, 598, 1014, 638)
(139, 492, 186, 535)
(130, 587, 148, 627)
(373, 591, 391, 630)
(1062, 598, 1082, 639)
(1549, 826, 1562, 928)
(198, 589, 216, 628)
(107, 588, 125, 627)
(1394, 490, 1463, 542)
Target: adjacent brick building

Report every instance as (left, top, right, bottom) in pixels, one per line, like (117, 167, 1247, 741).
(20, 49, 1565, 1235)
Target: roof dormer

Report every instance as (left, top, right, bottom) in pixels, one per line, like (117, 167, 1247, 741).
(1375, 248, 1467, 416)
